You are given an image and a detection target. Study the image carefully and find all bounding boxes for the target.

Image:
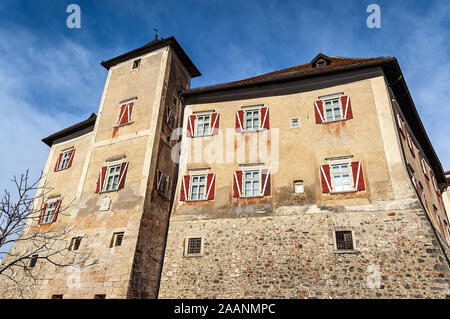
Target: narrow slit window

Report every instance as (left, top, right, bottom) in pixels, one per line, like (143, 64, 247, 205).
(132, 59, 141, 69)
(111, 232, 124, 247)
(69, 237, 82, 251)
(29, 254, 38, 268)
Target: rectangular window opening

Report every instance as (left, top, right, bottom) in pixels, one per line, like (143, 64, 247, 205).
(243, 170, 261, 197)
(94, 294, 106, 299)
(244, 109, 260, 131)
(189, 174, 207, 201)
(323, 98, 342, 122)
(186, 237, 202, 255)
(330, 163, 353, 192)
(104, 164, 122, 192)
(294, 181, 304, 193)
(111, 232, 124, 248)
(29, 254, 38, 268)
(335, 231, 354, 250)
(132, 59, 141, 69)
(69, 237, 82, 251)
(195, 115, 211, 137)
(51, 294, 63, 299)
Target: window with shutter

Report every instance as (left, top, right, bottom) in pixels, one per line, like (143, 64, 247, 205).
(39, 199, 61, 225)
(55, 149, 75, 171)
(236, 168, 271, 198)
(155, 169, 169, 196)
(236, 106, 269, 132)
(117, 100, 135, 126)
(97, 162, 128, 193)
(315, 95, 353, 124)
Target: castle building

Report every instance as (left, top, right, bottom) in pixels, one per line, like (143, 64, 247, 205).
(1, 37, 450, 299)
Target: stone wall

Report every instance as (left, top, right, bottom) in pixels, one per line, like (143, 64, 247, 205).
(159, 201, 450, 298)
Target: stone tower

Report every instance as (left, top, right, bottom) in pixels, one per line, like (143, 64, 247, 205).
(0, 37, 200, 299)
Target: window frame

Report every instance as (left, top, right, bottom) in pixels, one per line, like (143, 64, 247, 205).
(58, 149, 73, 171)
(293, 181, 304, 194)
(110, 232, 124, 248)
(28, 254, 38, 268)
(69, 236, 82, 251)
(188, 174, 208, 201)
(329, 160, 354, 193)
(183, 236, 203, 257)
(103, 164, 122, 192)
(333, 229, 357, 253)
(290, 117, 300, 128)
(243, 108, 261, 132)
(194, 114, 212, 137)
(322, 97, 343, 123)
(40, 199, 59, 225)
(132, 59, 141, 70)
(242, 169, 262, 198)
(116, 98, 136, 127)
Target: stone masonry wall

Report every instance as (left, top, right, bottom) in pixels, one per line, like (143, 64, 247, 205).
(159, 201, 450, 298)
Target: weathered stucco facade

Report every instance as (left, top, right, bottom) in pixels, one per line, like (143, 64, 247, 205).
(1, 38, 449, 299)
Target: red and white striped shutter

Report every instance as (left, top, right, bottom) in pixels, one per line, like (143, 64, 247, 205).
(52, 200, 61, 223)
(341, 96, 353, 120)
(419, 154, 427, 177)
(67, 149, 75, 168)
(260, 107, 270, 129)
(411, 176, 419, 194)
(166, 107, 172, 124)
(211, 113, 220, 135)
(351, 161, 366, 191)
(54, 153, 62, 171)
(320, 165, 331, 193)
(186, 115, 195, 137)
(314, 100, 325, 124)
(117, 162, 129, 190)
(406, 132, 415, 157)
(432, 175, 441, 197)
(261, 169, 271, 196)
(127, 102, 134, 122)
(95, 166, 107, 193)
(206, 173, 216, 200)
(396, 114, 405, 137)
(233, 171, 243, 197)
(235, 110, 244, 132)
(118, 103, 128, 125)
(155, 169, 162, 191)
(180, 175, 190, 201)
(39, 203, 47, 225)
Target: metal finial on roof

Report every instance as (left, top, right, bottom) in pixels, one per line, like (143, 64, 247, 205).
(153, 28, 159, 40)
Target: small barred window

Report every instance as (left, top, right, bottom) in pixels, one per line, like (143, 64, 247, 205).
(186, 237, 202, 255)
(335, 231, 353, 250)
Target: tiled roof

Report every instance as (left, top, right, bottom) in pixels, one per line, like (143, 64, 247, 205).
(185, 56, 394, 94)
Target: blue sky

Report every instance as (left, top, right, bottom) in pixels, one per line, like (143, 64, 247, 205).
(0, 0, 449, 196)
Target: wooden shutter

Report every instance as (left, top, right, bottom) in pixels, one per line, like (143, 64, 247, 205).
(54, 153, 62, 172)
(419, 153, 428, 178)
(431, 174, 441, 197)
(67, 149, 75, 168)
(396, 114, 406, 137)
(351, 161, 366, 191)
(206, 173, 216, 200)
(314, 100, 325, 124)
(233, 171, 243, 197)
(211, 113, 220, 135)
(235, 110, 244, 132)
(260, 107, 270, 129)
(411, 176, 419, 195)
(117, 162, 129, 190)
(341, 96, 353, 120)
(52, 200, 61, 223)
(180, 175, 190, 201)
(186, 115, 195, 137)
(38, 203, 47, 225)
(406, 132, 415, 157)
(165, 107, 172, 125)
(261, 168, 271, 196)
(95, 166, 107, 193)
(155, 169, 162, 192)
(320, 165, 331, 193)
(118, 103, 128, 125)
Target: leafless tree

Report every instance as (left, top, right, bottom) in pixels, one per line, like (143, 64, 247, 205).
(0, 170, 96, 297)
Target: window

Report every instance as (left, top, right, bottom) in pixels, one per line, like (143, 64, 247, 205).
(29, 254, 38, 268)
(186, 237, 202, 255)
(330, 163, 353, 192)
(290, 117, 300, 128)
(243, 170, 260, 197)
(335, 231, 354, 250)
(117, 100, 135, 126)
(104, 164, 122, 192)
(323, 98, 342, 122)
(294, 181, 304, 193)
(245, 109, 260, 131)
(94, 294, 106, 299)
(69, 237, 82, 251)
(195, 114, 211, 136)
(316, 60, 326, 67)
(189, 175, 207, 201)
(51, 295, 63, 299)
(40, 200, 60, 225)
(111, 232, 124, 247)
(55, 149, 75, 172)
(132, 59, 141, 69)
(155, 170, 169, 196)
